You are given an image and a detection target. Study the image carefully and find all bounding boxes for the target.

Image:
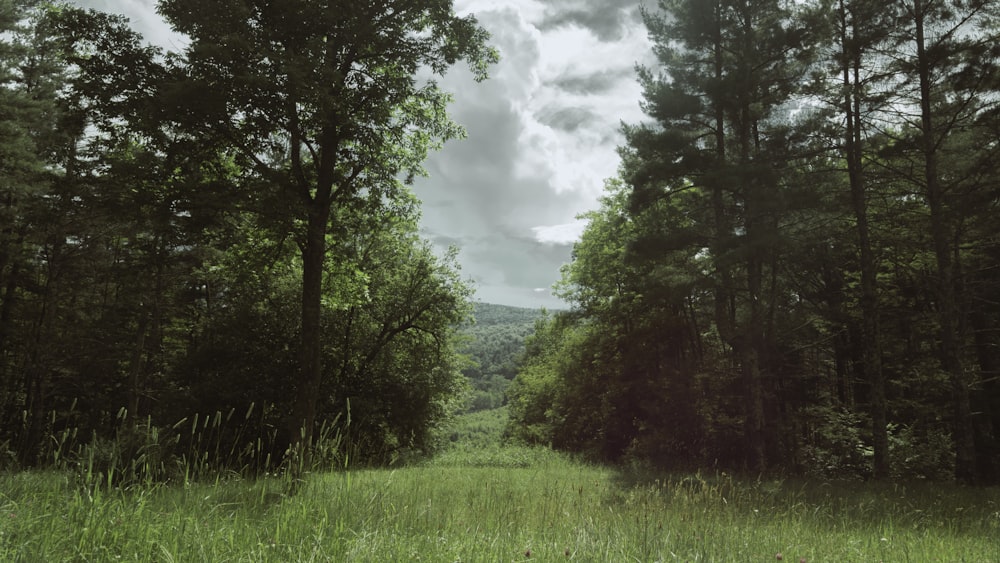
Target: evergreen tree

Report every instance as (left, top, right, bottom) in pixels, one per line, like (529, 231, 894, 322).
(626, 0, 818, 470)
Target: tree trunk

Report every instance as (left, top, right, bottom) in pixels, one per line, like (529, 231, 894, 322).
(710, 2, 736, 350)
(707, 4, 763, 469)
(126, 313, 148, 423)
(971, 307, 999, 483)
(912, 0, 977, 483)
(18, 246, 60, 466)
(0, 260, 19, 390)
(737, 1, 767, 472)
(740, 116, 767, 473)
(840, 0, 888, 479)
(290, 201, 330, 466)
(0, 230, 24, 390)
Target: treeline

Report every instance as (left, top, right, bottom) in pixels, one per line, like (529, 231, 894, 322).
(508, 0, 1000, 483)
(0, 1, 494, 471)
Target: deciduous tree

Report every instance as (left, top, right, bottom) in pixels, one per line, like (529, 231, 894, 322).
(155, 0, 497, 455)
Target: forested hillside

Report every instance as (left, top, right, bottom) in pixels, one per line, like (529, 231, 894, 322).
(508, 0, 1000, 484)
(458, 303, 544, 412)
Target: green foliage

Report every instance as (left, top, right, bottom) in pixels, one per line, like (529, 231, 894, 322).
(0, 1, 486, 472)
(798, 406, 872, 479)
(0, 0, 997, 487)
(168, 193, 471, 465)
(509, 309, 719, 466)
(503, 0, 1000, 483)
(151, 0, 498, 452)
(510, 185, 723, 466)
(426, 443, 569, 469)
(437, 406, 509, 450)
(888, 423, 955, 482)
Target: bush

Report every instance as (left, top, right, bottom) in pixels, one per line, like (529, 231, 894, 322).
(799, 406, 871, 479)
(425, 444, 570, 468)
(888, 423, 954, 480)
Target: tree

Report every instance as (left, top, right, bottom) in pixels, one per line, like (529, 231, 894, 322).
(628, 0, 818, 471)
(815, 0, 901, 480)
(8, 5, 240, 461)
(175, 188, 472, 465)
(0, 0, 57, 437)
(885, 0, 999, 483)
(155, 0, 497, 454)
(503, 0, 1000, 481)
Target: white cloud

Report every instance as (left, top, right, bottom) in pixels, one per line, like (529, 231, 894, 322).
(411, 0, 653, 307)
(73, 0, 186, 50)
(532, 221, 587, 245)
(457, 0, 547, 21)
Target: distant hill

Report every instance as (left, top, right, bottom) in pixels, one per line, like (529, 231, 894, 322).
(467, 302, 549, 327)
(458, 303, 548, 412)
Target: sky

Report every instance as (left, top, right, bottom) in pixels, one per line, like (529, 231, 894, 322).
(73, 0, 656, 309)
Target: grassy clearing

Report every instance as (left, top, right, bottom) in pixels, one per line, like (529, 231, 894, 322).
(438, 406, 510, 450)
(2, 444, 999, 562)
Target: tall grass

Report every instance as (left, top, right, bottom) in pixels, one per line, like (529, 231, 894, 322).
(32, 404, 348, 492)
(0, 407, 997, 561)
(438, 406, 510, 450)
(2, 442, 998, 561)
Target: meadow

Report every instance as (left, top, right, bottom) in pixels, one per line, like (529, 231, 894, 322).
(1, 411, 998, 562)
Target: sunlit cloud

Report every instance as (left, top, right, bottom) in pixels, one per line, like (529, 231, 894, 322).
(532, 221, 587, 245)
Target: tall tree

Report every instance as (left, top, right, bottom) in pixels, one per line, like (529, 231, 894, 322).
(822, 0, 900, 480)
(0, 0, 58, 434)
(154, 0, 497, 454)
(890, 0, 998, 483)
(630, 0, 816, 471)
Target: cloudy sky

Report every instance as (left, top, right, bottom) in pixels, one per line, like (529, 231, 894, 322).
(74, 0, 656, 309)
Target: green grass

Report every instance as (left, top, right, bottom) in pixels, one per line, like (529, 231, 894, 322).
(2, 445, 999, 562)
(438, 405, 511, 450)
(1, 408, 997, 561)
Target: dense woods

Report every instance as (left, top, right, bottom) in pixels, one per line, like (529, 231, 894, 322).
(0, 0, 494, 471)
(508, 0, 1000, 483)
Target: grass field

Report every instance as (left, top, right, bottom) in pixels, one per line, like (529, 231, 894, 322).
(1, 411, 999, 561)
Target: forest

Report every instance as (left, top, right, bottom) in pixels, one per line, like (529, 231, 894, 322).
(508, 0, 1000, 484)
(0, 0, 496, 472)
(1, 0, 999, 489)
(458, 303, 541, 412)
